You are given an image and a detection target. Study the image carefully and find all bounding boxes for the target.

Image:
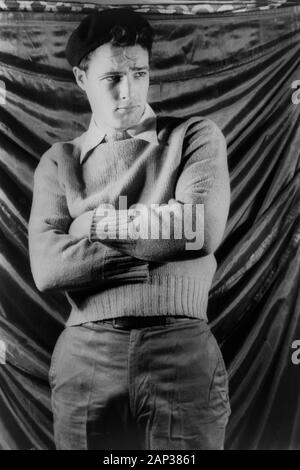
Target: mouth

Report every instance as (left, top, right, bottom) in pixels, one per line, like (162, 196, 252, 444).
(116, 105, 139, 111)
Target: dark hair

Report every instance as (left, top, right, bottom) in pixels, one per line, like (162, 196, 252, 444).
(78, 23, 153, 73)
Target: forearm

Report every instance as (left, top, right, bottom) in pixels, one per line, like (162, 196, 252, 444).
(28, 227, 149, 292)
(89, 200, 205, 262)
(29, 150, 149, 293)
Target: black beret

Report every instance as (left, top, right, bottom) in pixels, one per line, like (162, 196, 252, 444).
(65, 8, 152, 68)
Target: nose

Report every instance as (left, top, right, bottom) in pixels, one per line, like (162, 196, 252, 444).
(119, 75, 133, 101)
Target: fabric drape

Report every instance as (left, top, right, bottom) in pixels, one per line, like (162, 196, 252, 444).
(0, 5, 300, 449)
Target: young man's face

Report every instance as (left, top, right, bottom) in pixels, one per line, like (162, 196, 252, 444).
(73, 43, 150, 131)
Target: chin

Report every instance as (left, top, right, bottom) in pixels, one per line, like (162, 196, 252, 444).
(115, 117, 140, 130)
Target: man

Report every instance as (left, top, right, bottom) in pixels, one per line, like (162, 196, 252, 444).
(28, 8, 231, 450)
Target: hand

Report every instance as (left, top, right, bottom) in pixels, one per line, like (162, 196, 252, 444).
(68, 211, 94, 239)
(94, 207, 137, 240)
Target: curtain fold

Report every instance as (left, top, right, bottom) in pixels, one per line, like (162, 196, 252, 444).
(0, 5, 300, 449)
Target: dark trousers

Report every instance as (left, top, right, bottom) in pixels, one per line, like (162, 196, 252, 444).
(49, 317, 231, 450)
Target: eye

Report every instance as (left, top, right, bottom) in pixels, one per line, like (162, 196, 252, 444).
(104, 76, 120, 83)
(134, 71, 148, 79)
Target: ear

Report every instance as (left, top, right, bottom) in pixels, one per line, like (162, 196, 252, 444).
(73, 66, 87, 91)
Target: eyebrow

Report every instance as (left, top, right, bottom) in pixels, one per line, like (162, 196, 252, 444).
(98, 66, 149, 77)
(131, 66, 149, 71)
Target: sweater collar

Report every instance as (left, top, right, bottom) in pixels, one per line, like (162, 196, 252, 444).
(80, 103, 158, 164)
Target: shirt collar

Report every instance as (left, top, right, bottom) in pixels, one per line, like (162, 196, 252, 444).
(80, 103, 158, 164)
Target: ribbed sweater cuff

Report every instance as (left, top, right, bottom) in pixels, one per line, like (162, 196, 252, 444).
(89, 207, 149, 281)
(90, 208, 97, 242)
(90, 208, 133, 240)
(101, 250, 149, 282)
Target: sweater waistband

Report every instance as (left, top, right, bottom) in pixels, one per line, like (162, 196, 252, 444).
(66, 274, 211, 326)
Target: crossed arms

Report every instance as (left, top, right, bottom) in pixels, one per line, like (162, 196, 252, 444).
(28, 119, 230, 292)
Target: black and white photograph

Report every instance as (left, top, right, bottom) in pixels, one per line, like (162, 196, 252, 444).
(0, 0, 299, 452)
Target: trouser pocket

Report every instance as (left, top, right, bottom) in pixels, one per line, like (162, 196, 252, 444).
(207, 331, 231, 420)
(49, 329, 66, 387)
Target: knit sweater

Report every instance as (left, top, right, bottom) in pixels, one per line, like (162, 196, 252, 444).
(28, 115, 230, 326)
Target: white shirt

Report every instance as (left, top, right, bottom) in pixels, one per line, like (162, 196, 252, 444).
(80, 103, 158, 164)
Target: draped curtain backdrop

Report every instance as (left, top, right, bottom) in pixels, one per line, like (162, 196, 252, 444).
(0, 0, 300, 450)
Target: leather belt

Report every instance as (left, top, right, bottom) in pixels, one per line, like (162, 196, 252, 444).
(97, 316, 197, 330)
